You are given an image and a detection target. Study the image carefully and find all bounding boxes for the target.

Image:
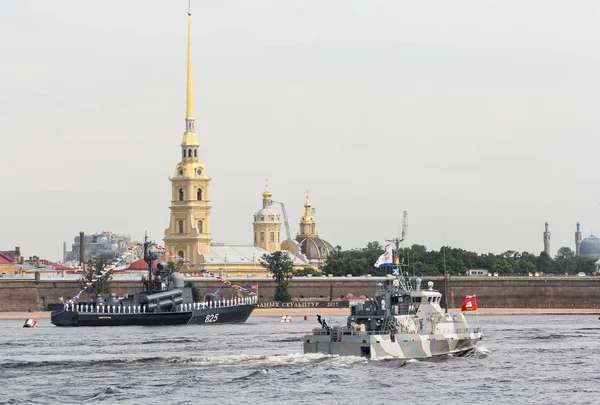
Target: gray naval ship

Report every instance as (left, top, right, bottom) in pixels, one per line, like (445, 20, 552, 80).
(51, 236, 256, 327)
(303, 274, 483, 359)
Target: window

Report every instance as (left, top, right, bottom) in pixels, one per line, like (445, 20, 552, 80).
(182, 150, 185, 160)
(197, 188, 202, 201)
(188, 149, 192, 157)
(260, 232, 265, 242)
(194, 149, 197, 157)
(197, 220, 203, 233)
(178, 251, 184, 258)
(270, 232, 274, 242)
(277, 232, 280, 242)
(178, 220, 184, 233)
(254, 232, 257, 244)
(179, 188, 184, 201)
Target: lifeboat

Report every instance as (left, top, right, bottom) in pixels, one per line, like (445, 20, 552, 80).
(23, 319, 38, 328)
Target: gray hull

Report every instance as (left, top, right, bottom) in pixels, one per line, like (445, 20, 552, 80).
(304, 330, 483, 359)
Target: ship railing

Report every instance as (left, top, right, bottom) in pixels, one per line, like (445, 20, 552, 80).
(63, 295, 258, 313)
(432, 327, 482, 334)
(310, 327, 482, 337)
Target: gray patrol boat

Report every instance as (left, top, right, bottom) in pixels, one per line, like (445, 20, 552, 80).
(303, 274, 483, 359)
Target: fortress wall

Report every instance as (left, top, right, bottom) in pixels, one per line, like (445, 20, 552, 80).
(0, 280, 143, 311)
(1, 277, 599, 311)
(0, 281, 39, 311)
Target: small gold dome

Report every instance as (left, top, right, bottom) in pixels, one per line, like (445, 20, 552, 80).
(262, 188, 272, 200)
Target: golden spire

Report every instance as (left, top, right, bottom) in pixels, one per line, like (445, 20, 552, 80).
(301, 192, 314, 224)
(262, 178, 272, 200)
(186, 5, 194, 121)
(182, 3, 198, 147)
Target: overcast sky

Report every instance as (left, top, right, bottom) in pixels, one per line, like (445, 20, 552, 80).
(1, 0, 599, 262)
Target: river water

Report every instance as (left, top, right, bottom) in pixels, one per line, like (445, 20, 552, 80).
(1, 314, 598, 405)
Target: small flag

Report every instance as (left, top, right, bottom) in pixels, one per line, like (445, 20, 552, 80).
(251, 284, 258, 290)
(393, 257, 399, 265)
(374, 244, 393, 268)
(461, 295, 477, 311)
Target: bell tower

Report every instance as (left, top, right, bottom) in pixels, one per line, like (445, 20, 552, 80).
(253, 183, 282, 252)
(164, 7, 212, 264)
(298, 193, 317, 236)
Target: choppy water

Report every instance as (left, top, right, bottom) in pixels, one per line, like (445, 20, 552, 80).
(1, 315, 599, 405)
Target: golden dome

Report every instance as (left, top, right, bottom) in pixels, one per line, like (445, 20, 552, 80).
(300, 195, 314, 224)
(262, 187, 272, 200)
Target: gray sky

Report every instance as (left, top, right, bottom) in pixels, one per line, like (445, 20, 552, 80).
(1, 0, 599, 261)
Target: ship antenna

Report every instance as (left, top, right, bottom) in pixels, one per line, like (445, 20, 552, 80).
(442, 238, 448, 314)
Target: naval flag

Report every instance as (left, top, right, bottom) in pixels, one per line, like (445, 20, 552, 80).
(374, 244, 393, 268)
(461, 295, 477, 311)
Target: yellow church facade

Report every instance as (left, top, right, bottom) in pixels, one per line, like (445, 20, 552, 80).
(162, 9, 329, 278)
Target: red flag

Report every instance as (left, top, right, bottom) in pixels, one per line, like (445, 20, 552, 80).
(250, 284, 258, 290)
(461, 295, 477, 311)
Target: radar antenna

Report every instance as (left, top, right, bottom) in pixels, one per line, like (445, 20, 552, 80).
(386, 211, 408, 272)
(386, 211, 408, 253)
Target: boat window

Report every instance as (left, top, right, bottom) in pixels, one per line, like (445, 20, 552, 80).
(413, 297, 422, 303)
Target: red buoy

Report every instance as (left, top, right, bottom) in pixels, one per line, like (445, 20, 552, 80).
(304, 315, 308, 321)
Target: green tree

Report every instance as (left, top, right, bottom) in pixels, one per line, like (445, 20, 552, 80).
(574, 256, 595, 275)
(554, 247, 576, 274)
(261, 251, 294, 302)
(294, 267, 321, 277)
(517, 258, 536, 275)
(79, 257, 111, 297)
(165, 261, 182, 272)
(536, 251, 556, 274)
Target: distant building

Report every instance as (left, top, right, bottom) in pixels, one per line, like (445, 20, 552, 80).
(282, 194, 333, 266)
(578, 234, 600, 260)
(66, 231, 134, 263)
(575, 222, 582, 256)
(253, 186, 282, 252)
(0, 247, 22, 264)
(466, 269, 489, 276)
(543, 222, 551, 256)
(0, 252, 17, 275)
(160, 10, 326, 277)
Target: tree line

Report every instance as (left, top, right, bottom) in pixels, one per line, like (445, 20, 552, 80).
(320, 242, 596, 277)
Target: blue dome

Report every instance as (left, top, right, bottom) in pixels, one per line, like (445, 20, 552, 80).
(579, 235, 600, 258)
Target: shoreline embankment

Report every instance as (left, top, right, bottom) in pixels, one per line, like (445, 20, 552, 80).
(1, 308, 599, 320)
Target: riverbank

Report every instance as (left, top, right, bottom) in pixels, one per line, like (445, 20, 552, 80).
(1, 307, 599, 320)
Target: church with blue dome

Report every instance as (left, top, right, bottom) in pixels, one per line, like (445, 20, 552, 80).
(578, 235, 600, 258)
(575, 222, 600, 259)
